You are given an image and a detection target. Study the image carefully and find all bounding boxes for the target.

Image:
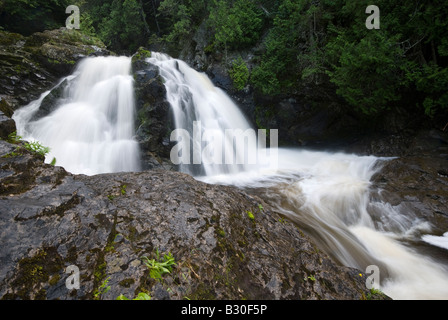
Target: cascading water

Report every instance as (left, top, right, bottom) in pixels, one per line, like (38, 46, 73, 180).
(148, 52, 448, 299)
(148, 52, 275, 177)
(13, 56, 140, 176)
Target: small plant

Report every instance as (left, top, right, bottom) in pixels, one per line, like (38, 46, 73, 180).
(120, 184, 127, 195)
(1, 151, 20, 158)
(7, 131, 22, 144)
(94, 277, 111, 299)
(247, 204, 265, 221)
(308, 275, 316, 282)
(141, 249, 176, 281)
(366, 287, 387, 300)
(23, 141, 50, 157)
(117, 292, 151, 300)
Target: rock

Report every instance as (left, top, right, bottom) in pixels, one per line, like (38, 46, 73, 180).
(0, 139, 383, 300)
(370, 130, 448, 263)
(0, 28, 108, 112)
(0, 111, 16, 140)
(131, 49, 176, 171)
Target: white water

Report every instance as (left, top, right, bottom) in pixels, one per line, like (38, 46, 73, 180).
(148, 52, 276, 176)
(13, 56, 140, 175)
(422, 232, 448, 250)
(149, 52, 448, 299)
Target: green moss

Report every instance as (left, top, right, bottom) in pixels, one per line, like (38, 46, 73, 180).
(59, 29, 105, 48)
(132, 47, 152, 63)
(119, 278, 135, 288)
(10, 247, 64, 299)
(216, 227, 226, 238)
(188, 283, 216, 300)
(49, 274, 60, 286)
(92, 212, 119, 299)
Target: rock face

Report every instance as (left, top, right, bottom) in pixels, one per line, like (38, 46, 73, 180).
(0, 111, 16, 140)
(0, 28, 109, 115)
(0, 139, 381, 300)
(371, 129, 448, 236)
(131, 48, 175, 171)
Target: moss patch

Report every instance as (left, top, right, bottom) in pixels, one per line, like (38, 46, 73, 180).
(8, 247, 64, 300)
(132, 47, 152, 64)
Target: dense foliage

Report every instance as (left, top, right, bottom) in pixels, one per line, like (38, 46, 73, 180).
(1, 0, 447, 121)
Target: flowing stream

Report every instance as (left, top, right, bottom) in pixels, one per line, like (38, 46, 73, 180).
(12, 52, 448, 299)
(13, 56, 140, 175)
(148, 52, 448, 299)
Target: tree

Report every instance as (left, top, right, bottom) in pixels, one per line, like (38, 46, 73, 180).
(156, 0, 207, 44)
(325, 29, 403, 114)
(83, 0, 149, 54)
(208, 0, 263, 50)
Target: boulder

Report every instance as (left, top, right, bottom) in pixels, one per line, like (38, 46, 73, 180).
(0, 139, 383, 300)
(0, 111, 16, 140)
(131, 48, 176, 171)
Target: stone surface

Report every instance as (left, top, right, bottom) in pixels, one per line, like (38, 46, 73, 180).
(0, 139, 382, 300)
(0, 111, 16, 140)
(0, 28, 109, 113)
(131, 49, 176, 171)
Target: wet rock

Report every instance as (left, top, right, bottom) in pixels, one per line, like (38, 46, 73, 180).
(370, 129, 448, 263)
(131, 49, 175, 171)
(30, 77, 70, 121)
(0, 139, 381, 300)
(0, 111, 16, 140)
(0, 28, 108, 112)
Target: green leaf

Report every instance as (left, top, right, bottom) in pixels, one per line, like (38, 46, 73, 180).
(134, 292, 151, 300)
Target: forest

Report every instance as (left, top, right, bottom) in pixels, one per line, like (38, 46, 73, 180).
(1, 0, 447, 126)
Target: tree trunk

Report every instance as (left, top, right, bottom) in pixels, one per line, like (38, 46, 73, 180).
(151, 0, 161, 35)
(139, 0, 151, 37)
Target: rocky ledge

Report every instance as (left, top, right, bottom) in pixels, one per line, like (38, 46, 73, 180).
(0, 139, 384, 300)
(0, 28, 109, 117)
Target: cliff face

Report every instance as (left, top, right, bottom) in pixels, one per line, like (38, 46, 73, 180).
(0, 28, 109, 117)
(0, 139, 381, 300)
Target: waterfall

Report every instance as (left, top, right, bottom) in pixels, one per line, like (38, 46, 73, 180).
(148, 52, 448, 299)
(13, 56, 140, 176)
(147, 52, 277, 177)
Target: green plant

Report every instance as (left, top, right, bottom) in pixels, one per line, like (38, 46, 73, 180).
(141, 249, 176, 281)
(94, 277, 111, 299)
(117, 292, 151, 300)
(306, 275, 316, 282)
(1, 151, 20, 158)
(229, 56, 249, 91)
(366, 287, 387, 300)
(246, 210, 255, 221)
(23, 141, 50, 157)
(120, 184, 127, 195)
(7, 131, 22, 144)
